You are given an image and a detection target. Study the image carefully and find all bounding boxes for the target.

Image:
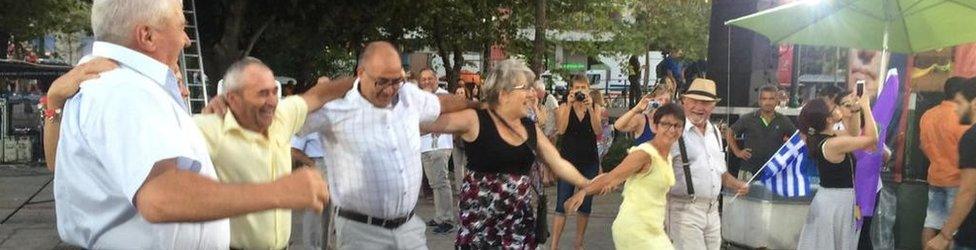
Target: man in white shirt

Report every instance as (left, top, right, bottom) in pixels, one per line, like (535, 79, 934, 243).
(416, 68, 456, 234)
(49, 1, 327, 248)
(667, 78, 749, 250)
(301, 41, 477, 249)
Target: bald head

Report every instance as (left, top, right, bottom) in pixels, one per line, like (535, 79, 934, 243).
(358, 41, 405, 107)
(360, 41, 401, 72)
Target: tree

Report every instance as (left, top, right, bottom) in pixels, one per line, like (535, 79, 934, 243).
(0, 0, 90, 58)
(195, 0, 422, 87)
(505, 0, 710, 78)
(415, 0, 519, 91)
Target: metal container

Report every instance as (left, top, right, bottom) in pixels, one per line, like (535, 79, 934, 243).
(721, 187, 814, 249)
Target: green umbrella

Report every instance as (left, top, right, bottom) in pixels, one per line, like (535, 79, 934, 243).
(725, 0, 976, 54)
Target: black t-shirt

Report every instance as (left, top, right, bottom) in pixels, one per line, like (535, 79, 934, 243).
(730, 111, 797, 173)
(955, 125, 976, 246)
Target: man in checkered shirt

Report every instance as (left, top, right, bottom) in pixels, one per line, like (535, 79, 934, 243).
(300, 41, 477, 250)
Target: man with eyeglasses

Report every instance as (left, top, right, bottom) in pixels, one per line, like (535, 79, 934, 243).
(299, 41, 477, 249)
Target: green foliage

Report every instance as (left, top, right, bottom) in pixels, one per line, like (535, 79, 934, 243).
(624, 0, 711, 59)
(196, 0, 712, 87)
(506, 0, 711, 69)
(0, 0, 91, 41)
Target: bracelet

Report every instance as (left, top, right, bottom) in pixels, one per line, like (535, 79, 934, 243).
(44, 108, 62, 121)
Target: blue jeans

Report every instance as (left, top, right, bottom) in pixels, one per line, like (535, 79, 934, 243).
(555, 162, 599, 214)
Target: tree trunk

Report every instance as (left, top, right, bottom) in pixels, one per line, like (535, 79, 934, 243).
(212, 0, 247, 77)
(242, 14, 276, 57)
(530, 0, 547, 77)
(482, 42, 491, 75)
(451, 45, 464, 89)
(0, 31, 8, 59)
(433, 24, 457, 91)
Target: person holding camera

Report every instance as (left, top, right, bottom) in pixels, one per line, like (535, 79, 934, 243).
(551, 75, 604, 249)
(614, 86, 674, 146)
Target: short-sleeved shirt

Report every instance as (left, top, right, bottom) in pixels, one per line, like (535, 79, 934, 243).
(955, 125, 976, 247)
(292, 132, 325, 158)
(421, 88, 454, 152)
(730, 110, 796, 173)
(663, 57, 683, 83)
(300, 79, 441, 219)
(193, 96, 307, 249)
(669, 119, 728, 199)
(54, 42, 229, 249)
(920, 101, 970, 187)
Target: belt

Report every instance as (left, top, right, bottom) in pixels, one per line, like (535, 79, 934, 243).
(336, 208, 414, 229)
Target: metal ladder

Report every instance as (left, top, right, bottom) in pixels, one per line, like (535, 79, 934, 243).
(179, 0, 209, 113)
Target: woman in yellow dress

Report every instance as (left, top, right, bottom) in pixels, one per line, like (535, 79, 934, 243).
(564, 103, 685, 250)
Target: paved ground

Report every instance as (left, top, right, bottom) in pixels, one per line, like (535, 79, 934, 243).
(0, 164, 620, 250)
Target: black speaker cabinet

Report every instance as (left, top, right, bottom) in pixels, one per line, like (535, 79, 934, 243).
(708, 0, 781, 107)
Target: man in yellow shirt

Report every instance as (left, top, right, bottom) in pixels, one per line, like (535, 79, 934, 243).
(193, 57, 353, 249)
(45, 56, 353, 249)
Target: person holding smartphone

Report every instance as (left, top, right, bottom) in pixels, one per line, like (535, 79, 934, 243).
(796, 91, 878, 250)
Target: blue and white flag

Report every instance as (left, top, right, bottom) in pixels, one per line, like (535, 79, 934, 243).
(755, 131, 814, 197)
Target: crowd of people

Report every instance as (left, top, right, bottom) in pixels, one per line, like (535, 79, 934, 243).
(34, 0, 976, 249)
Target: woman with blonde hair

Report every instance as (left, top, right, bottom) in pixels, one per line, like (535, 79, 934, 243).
(613, 85, 673, 146)
(422, 59, 592, 249)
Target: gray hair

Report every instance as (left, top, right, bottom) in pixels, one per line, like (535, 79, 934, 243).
(481, 59, 535, 106)
(221, 57, 269, 95)
(533, 79, 546, 91)
(91, 0, 178, 45)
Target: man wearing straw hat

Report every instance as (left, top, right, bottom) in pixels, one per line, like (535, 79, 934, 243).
(667, 78, 750, 250)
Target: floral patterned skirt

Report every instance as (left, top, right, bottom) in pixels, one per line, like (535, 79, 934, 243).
(456, 171, 537, 249)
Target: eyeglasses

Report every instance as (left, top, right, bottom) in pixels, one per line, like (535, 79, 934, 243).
(364, 72, 404, 89)
(657, 121, 683, 131)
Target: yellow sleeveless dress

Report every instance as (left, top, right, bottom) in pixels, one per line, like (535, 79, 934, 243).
(611, 143, 676, 250)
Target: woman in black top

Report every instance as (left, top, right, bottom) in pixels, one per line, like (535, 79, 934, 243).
(551, 75, 604, 250)
(422, 59, 591, 249)
(795, 96, 878, 250)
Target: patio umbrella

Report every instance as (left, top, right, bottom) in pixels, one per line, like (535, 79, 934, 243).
(725, 0, 976, 54)
(724, 0, 976, 228)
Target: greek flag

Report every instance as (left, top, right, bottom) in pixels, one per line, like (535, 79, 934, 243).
(755, 131, 814, 197)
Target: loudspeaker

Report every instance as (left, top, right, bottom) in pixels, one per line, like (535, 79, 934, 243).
(707, 0, 781, 107)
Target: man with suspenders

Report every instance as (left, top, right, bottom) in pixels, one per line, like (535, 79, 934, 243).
(666, 78, 750, 250)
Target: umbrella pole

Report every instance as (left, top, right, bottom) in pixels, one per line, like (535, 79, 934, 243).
(877, 12, 891, 98)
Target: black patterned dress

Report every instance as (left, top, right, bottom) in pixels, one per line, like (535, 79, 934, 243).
(456, 109, 539, 249)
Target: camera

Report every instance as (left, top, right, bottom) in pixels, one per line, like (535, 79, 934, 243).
(574, 91, 586, 102)
(644, 100, 661, 114)
(649, 100, 661, 109)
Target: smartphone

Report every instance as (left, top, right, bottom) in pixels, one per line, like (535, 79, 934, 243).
(856, 80, 865, 97)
